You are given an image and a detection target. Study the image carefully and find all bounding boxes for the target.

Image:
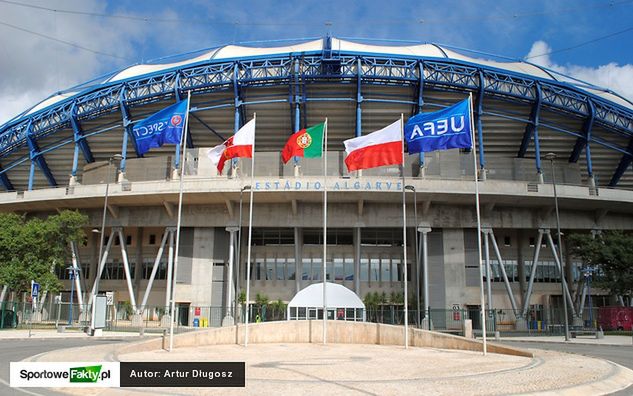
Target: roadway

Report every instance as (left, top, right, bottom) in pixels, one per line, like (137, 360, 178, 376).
(500, 340, 633, 396)
(0, 337, 131, 396)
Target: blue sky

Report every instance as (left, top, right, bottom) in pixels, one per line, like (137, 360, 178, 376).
(1, 0, 633, 123)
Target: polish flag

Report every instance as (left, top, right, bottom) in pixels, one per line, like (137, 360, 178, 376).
(343, 119, 403, 172)
(208, 119, 255, 174)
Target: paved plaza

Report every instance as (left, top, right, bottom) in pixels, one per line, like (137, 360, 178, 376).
(24, 338, 633, 395)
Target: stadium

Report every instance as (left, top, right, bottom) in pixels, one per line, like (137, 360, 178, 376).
(0, 36, 632, 331)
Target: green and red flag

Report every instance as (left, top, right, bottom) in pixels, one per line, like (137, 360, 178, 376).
(281, 123, 325, 164)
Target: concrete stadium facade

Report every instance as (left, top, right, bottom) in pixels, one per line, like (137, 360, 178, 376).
(1, 36, 632, 328)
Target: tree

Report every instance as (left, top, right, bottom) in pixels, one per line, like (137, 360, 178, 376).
(0, 210, 88, 296)
(567, 231, 633, 300)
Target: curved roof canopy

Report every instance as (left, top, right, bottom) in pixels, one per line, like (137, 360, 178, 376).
(288, 282, 365, 309)
(7, 36, 633, 125)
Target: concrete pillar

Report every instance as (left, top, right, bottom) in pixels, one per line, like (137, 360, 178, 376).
(89, 231, 99, 285)
(419, 226, 431, 329)
(517, 229, 526, 308)
(294, 227, 302, 294)
(134, 227, 144, 304)
(354, 226, 361, 296)
(442, 229, 466, 308)
(223, 226, 239, 326)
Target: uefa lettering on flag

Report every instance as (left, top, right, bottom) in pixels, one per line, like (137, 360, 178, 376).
(404, 98, 473, 154)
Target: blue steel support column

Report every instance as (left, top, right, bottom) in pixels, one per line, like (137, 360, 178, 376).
(233, 63, 242, 174)
(569, 99, 596, 187)
(26, 120, 57, 189)
(416, 61, 425, 174)
(609, 139, 633, 187)
(518, 83, 542, 158)
(119, 87, 140, 180)
(476, 71, 486, 180)
(518, 83, 543, 182)
(0, 165, 14, 191)
(292, 58, 301, 170)
(69, 105, 95, 184)
(356, 58, 362, 138)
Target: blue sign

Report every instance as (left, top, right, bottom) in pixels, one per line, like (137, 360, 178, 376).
(31, 282, 40, 298)
(132, 99, 189, 155)
(405, 97, 473, 154)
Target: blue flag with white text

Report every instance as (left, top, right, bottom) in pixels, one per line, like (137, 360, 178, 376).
(132, 99, 189, 155)
(405, 98, 473, 154)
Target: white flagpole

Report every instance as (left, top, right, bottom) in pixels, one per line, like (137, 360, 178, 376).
(400, 114, 409, 349)
(469, 92, 487, 355)
(322, 118, 328, 345)
(244, 113, 256, 347)
(169, 90, 192, 352)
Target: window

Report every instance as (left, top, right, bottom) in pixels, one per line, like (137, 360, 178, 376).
(142, 259, 166, 280)
(312, 258, 322, 281)
(252, 228, 294, 245)
(370, 258, 379, 282)
(126, 235, 132, 245)
(287, 258, 296, 280)
(381, 257, 391, 282)
(266, 258, 275, 280)
(361, 229, 403, 246)
(334, 258, 344, 281)
(360, 258, 369, 281)
(149, 234, 156, 245)
(529, 237, 535, 247)
(276, 259, 284, 280)
(504, 236, 511, 246)
(303, 229, 353, 245)
(344, 258, 354, 281)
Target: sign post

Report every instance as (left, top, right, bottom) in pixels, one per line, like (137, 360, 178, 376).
(30, 281, 39, 338)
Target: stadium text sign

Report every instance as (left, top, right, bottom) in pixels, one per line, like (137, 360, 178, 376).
(253, 179, 402, 191)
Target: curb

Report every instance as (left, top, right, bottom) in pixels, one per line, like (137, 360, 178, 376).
(500, 338, 633, 347)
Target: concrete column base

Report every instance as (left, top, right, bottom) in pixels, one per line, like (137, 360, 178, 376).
(91, 328, 103, 337)
(131, 314, 143, 327)
(572, 316, 584, 327)
(514, 317, 528, 331)
(463, 319, 473, 338)
(171, 168, 179, 180)
(419, 166, 425, 179)
(421, 318, 433, 331)
(68, 175, 78, 186)
(478, 168, 487, 181)
(30, 312, 43, 323)
(537, 172, 544, 184)
(160, 314, 171, 328)
(117, 171, 127, 183)
(222, 315, 235, 327)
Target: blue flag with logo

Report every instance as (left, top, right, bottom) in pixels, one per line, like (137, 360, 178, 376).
(132, 99, 189, 155)
(405, 97, 473, 154)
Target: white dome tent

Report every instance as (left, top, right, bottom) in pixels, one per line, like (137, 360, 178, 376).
(287, 282, 366, 321)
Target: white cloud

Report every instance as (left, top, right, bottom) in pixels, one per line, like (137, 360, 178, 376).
(0, 0, 148, 125)
(526, 40, 633, 104)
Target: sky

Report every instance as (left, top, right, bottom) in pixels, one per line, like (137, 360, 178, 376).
(1, 0, 633, 125)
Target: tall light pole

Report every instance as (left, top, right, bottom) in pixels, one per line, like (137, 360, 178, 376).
(235, 185, 251, 322)
(405, 185, 420, 327)
(67, 266, 80, 325)
(545, 152, 570, 341)
(91, 154, 122, 332)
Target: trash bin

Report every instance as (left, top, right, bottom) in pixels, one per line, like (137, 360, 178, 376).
(193, 318, 199, 327)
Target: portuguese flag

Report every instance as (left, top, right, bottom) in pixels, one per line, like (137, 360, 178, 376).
(281, 123, 325, 164)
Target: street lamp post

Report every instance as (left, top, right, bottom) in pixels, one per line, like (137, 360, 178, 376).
(405, 185, 420, 327)
(90, 154, 122, 333)
(545, 152, 570, 341)
(234, 185, 250, 322)
(67, 266, 80, 325)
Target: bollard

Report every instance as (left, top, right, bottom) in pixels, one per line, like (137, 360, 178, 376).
(139, 327, 145, 337)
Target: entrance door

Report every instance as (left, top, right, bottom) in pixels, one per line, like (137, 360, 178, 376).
(177, 303, 190, 326)
(467, 305, 481, 330)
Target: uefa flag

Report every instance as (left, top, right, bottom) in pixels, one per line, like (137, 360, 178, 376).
(132, 99, 189, 155)
(405, 98, 473, 154)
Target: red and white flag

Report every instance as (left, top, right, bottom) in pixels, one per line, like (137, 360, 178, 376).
(208, 119, 255, 174)
(343, 119, 403, 172)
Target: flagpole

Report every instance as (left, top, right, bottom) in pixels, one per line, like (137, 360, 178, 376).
(322, 118, 328, 345)
(169, 90, 191, 352)
(400, 113, 409, 349)
(244, 113, 256, 347)
(469, 92, 487, 355)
